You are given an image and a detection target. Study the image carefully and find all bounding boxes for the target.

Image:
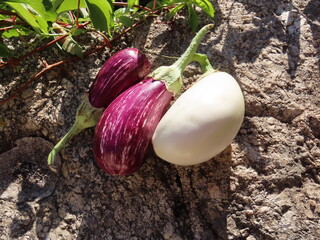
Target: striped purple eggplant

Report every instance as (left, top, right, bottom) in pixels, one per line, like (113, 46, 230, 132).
(89, 48, 150, 108)
(93, 78, 173, 175)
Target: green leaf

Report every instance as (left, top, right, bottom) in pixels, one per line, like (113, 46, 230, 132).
(42, 0, 53, 11)
(188, 5, 199, 32)
(158, 0, 183, 6)
(126, 0, 139, 13)
(190, 0, 214, 18)
(56, 0, 86, 14)
(72, 27, 86, 36)
(1, 26, 32, 38)
(4, 0, 56, 21)
(1, 0, 33, 3)
(85, 0, 113, 35)
(0, 42, 12, 57)
(2, 29, 20, 38)
(168, 3, 185, 19)
(5, 2, 47, 33)
(34, 14, 49, 31)
(61, 36, 83, 58)
(119, 15, 133, 27)
(4, 0, 54, 32)
(114, 8, 126, 18)
(52, 0, 64, 10)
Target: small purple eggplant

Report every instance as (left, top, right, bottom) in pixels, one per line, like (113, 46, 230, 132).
(48, 48, 149, 168)
(93, 78, 173, 175)
(89, 48, 150, 108)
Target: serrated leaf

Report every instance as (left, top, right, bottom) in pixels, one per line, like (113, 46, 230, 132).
(190, 0, 214, 18)
(85, 0, 113, 35)
(61, 36, 83, 58)
(119, 15, 133, 27)
(168, 3, 185, 19)
(0, 42, 12, 57)
(56, 0, 86, 14)
(188, 5, 199, 32)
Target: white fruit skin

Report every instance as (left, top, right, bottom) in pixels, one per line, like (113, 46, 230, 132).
(152, 71, 245, 165)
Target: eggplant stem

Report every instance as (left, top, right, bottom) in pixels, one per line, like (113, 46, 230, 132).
(47, 96, 103, 168)
(47, 121, 83, 167)
(150, 24, 214, 94)
(190, 53, 215, 73)
(172, 24, 214, 71)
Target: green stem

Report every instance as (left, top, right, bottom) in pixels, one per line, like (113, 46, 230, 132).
(190, 53, 215, 73)
(47, 121, 82, 167)
(172, 24, 214, 71)
(47, 96, 103, 168)
(150, 24, 214, 94)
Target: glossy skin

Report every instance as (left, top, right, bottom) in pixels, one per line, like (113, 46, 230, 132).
(93, 78, 173, 175)
(152, 72, 245, 166)
(89, 48, 150, 108)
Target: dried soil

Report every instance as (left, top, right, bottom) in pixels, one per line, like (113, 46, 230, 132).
(0, 0, 319, 239)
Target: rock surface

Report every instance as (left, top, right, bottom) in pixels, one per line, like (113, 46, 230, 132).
(1, 0, 319, 239)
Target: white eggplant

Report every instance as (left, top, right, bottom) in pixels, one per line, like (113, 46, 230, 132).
(152, 71, 245, 165)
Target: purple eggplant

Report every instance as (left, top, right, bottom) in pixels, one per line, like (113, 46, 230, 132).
(92, 24, 214, 175)
(48, 48, 149, 167)
(89, 48, 150, 108)
(93, 78, 173, 175)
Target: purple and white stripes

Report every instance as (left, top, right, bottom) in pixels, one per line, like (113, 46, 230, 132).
(89, 48, 150, 108)
(93, 78, 173, 175)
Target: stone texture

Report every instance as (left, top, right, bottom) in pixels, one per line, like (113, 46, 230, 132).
(0, 0, 319, 239)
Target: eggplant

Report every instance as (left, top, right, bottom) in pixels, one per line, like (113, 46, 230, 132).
(89, 48, 150, 108)
(48, 48, 149, 168)
(93, 78, 173, 175)
(152, 71, 245, 165)
(92, 24, 214, 175)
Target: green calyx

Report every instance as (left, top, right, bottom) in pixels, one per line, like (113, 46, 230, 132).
(150, 24, 214, 95)
(149, 65, 183, 93)
(47, 96, 103, 169)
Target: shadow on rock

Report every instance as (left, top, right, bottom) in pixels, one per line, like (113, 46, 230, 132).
(0, 137, 61, 239)
(208, 0, 318, 79)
